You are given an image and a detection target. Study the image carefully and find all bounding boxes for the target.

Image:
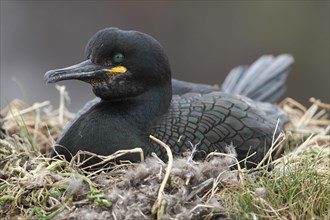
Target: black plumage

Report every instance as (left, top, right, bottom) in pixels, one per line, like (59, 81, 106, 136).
(44, 28, 293, 168)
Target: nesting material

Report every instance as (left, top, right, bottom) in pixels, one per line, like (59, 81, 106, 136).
(0, 93, 329, 219)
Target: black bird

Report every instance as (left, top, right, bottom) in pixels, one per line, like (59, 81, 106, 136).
(44, 28, 293, 168)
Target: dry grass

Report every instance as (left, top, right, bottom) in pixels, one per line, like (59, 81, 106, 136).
(0, 88, 329, 219)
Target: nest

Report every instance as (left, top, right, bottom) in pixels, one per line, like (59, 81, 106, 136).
(0, 87, 329, 219)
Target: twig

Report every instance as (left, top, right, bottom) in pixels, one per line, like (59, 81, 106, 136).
(256, 121, 286, 169)
(151, 152, 166, 165)
(73, 147, 144, 175)
(203, 169, 228, 202)
(0, 139, 16, 151)
(150, 135, 173, 218)
(2, 101, 50, 121)
(310, 97, 330, 111)
(279, 97, 307, 112)
(33, 108, 41, 144)
(205, 152, 244, 187)
(188, 204, 216, 215)
(290, 133, 314, 157)
(56, 85, 67, 125)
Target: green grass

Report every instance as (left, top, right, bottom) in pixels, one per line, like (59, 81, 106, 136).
(219, 151, 330, 219)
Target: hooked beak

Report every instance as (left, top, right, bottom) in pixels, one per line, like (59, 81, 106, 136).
(44, 60, 127, 84)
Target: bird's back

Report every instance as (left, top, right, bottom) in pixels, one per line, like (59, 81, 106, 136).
(149, 92, 280, 167)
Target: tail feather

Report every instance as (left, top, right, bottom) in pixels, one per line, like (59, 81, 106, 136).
(221, 54, 294, 103)
(219, 66, 248, 93)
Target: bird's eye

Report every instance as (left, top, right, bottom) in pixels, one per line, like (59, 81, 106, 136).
(113, 53, 124, 63)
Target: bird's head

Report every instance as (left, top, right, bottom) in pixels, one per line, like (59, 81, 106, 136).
(44, 28, 172, 101)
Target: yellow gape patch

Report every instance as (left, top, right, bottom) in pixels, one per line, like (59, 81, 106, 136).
(108, 66, 127, 75)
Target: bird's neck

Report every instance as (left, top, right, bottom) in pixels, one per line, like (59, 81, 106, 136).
(99, 82, 172, 128)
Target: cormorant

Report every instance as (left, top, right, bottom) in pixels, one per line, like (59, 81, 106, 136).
(44, 28, 293, 168)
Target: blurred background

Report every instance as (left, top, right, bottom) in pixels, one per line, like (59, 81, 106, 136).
(1, 1, 329, 112)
